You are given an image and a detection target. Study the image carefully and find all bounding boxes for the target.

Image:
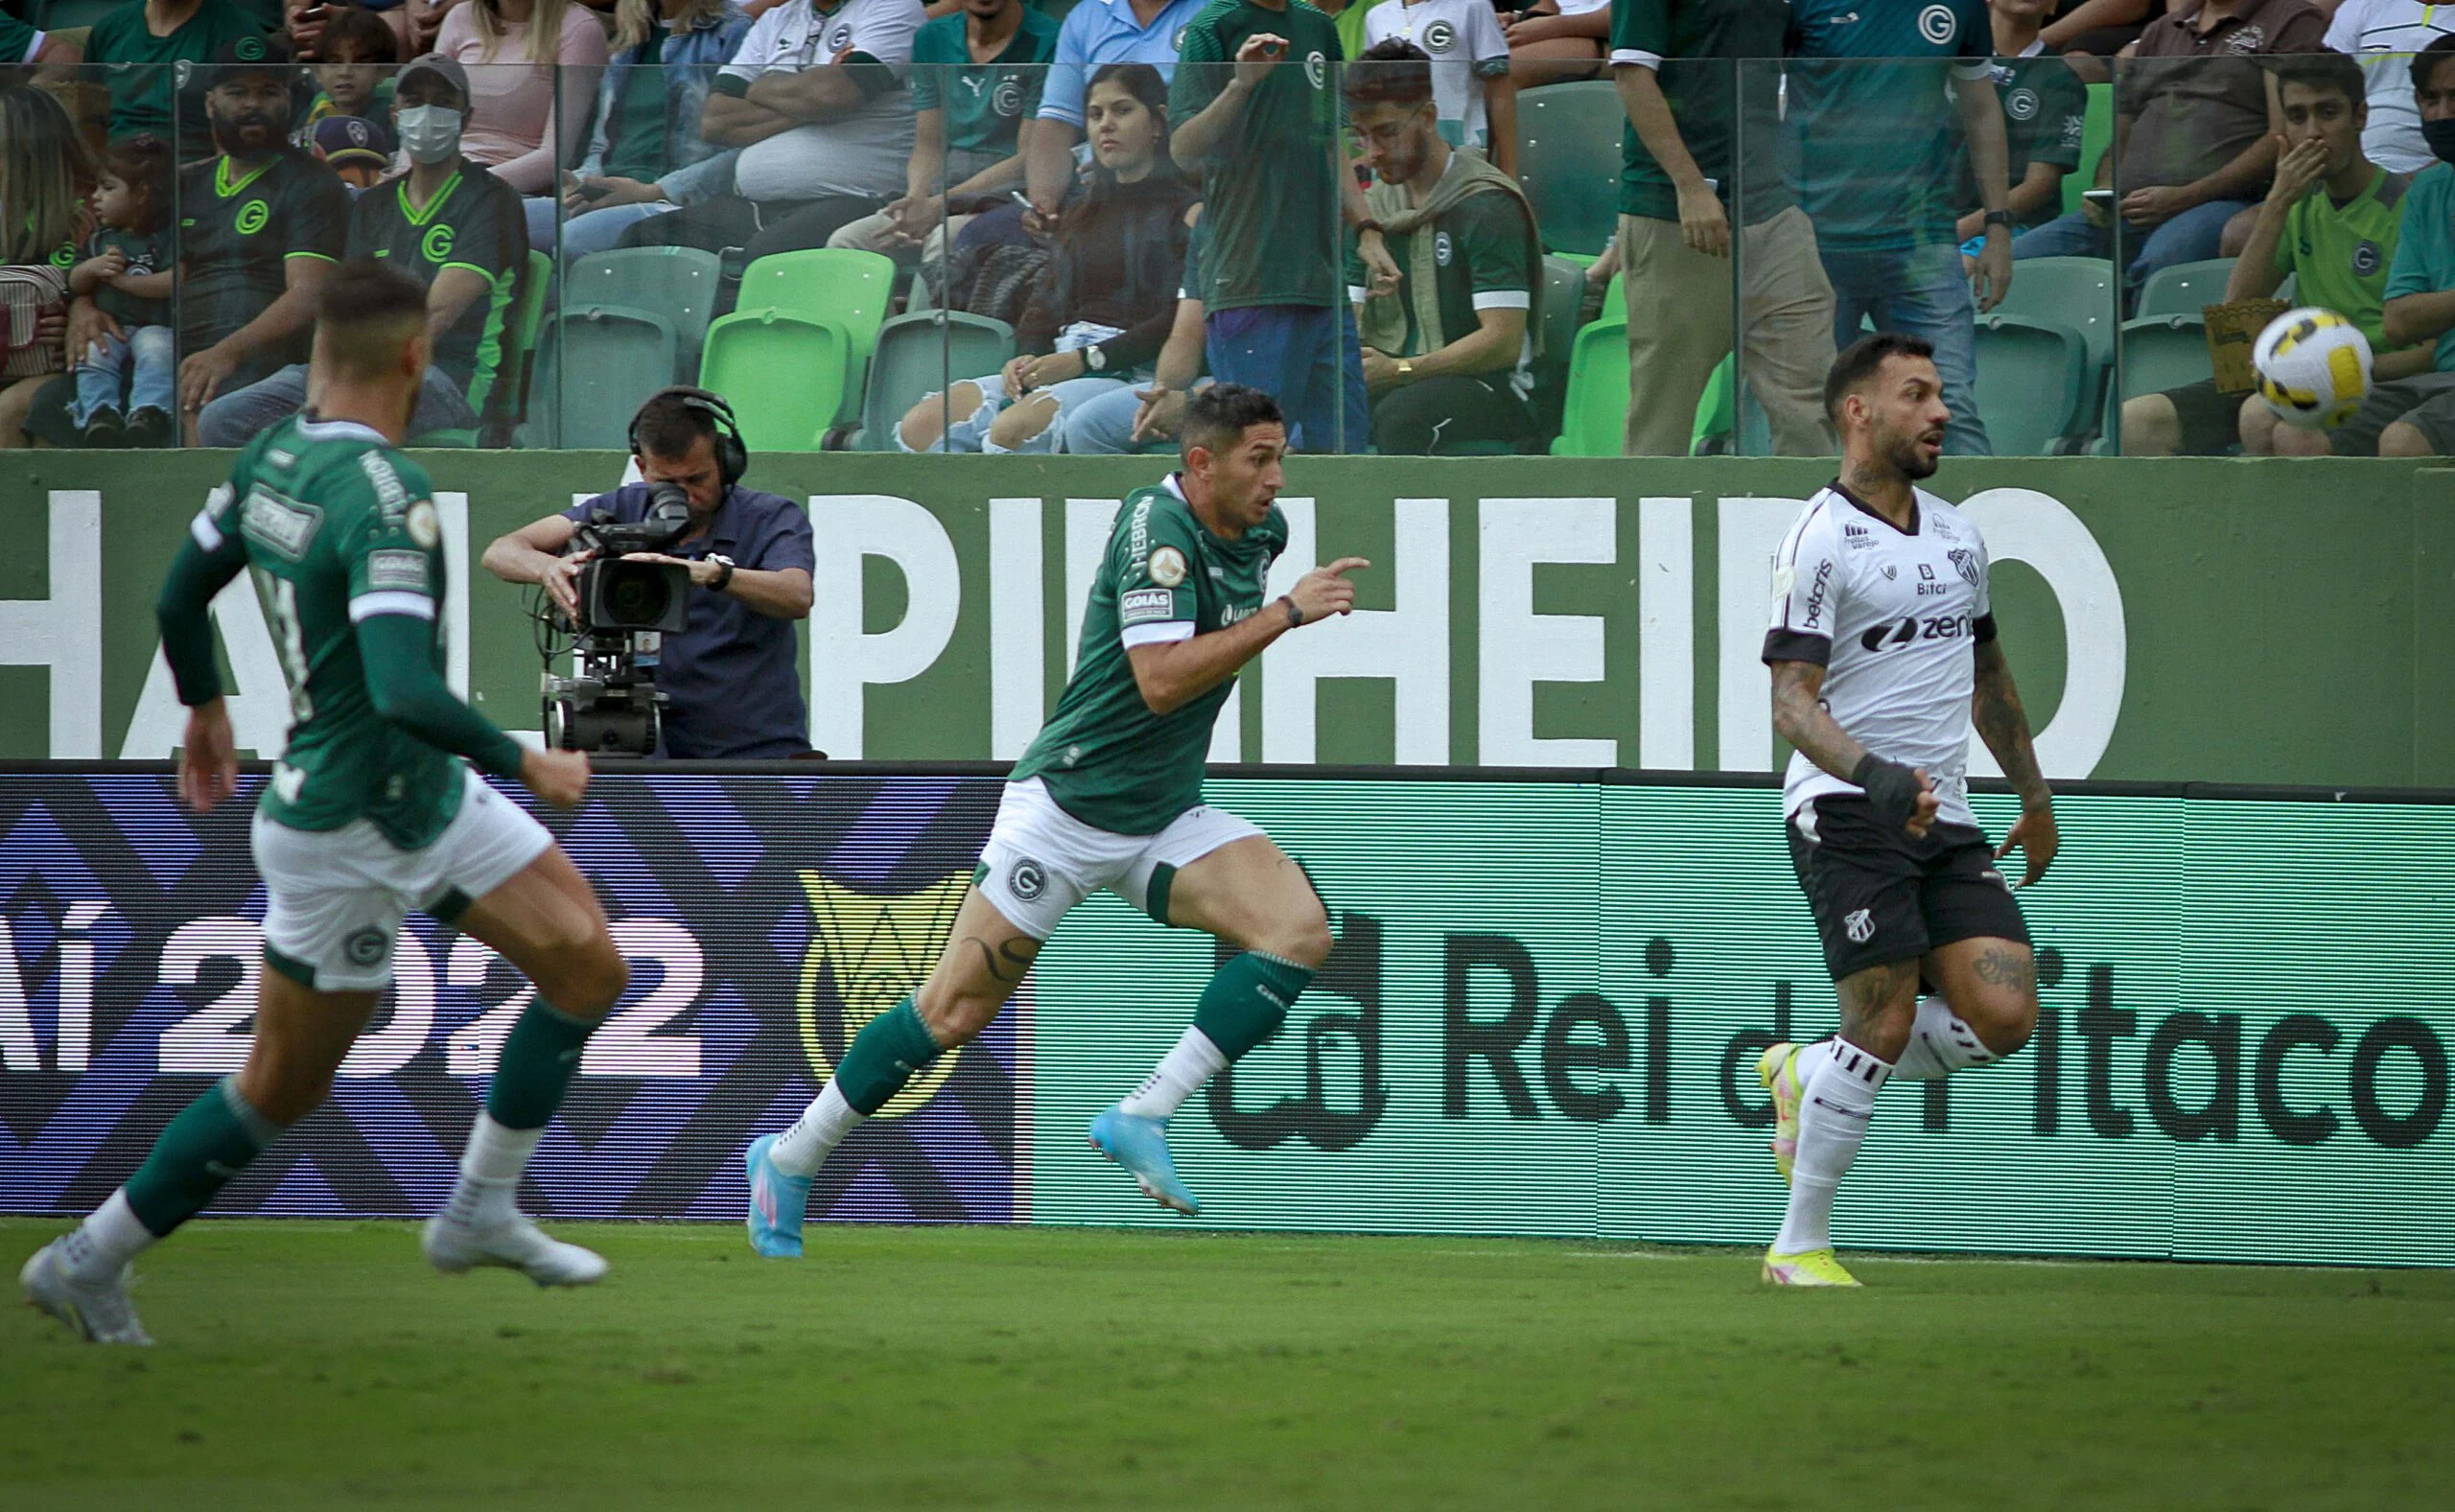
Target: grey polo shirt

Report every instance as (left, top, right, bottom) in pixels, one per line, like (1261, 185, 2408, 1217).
(563, 483, 816, 759)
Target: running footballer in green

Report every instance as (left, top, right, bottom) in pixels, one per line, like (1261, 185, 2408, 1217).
(21, 262, 628, 1346)
(743, 384, 1368, 1253)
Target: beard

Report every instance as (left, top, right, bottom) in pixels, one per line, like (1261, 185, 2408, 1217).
(1885, 431, 1939, 480)
(209, 104, 286, 155)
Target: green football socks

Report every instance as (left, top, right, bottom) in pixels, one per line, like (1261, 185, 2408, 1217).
(122, 1076, 286, 1237)
(1193, 951, 1315, 1059)
(486, 1000, 597, 1130)
(835, 997, 945, 1115)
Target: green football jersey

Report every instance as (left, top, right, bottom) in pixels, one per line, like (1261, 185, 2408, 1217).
(199, 413, 469, 849)
(1011, 476, 1287, 835)
(1171, 0, 1348, 312)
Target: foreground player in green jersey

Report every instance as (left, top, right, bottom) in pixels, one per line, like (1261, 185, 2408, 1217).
(743, 384, 1368, 1253)
(21, 263, 629, 1345)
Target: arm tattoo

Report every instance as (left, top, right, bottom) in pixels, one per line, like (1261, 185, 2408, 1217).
(962, 934, 1040, 987)
(1769, 660, 1869, 784)
(1972, 640, 2048, 805)
(1973, 946, 2036, 992)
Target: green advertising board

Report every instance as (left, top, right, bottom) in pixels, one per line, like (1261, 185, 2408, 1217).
(1029, 779, 2454, 1267)
(7, 454, 2453, 786)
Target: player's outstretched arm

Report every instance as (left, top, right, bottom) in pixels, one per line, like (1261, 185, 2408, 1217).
(1972, 639, 2057, 886)
(1126, 557, 1368, 716)
(156, 490, 253, 814)
(354, 614, 588, 809)
(1770, 659, 1939, 837)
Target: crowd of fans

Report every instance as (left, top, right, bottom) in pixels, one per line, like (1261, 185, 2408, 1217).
(0, 0, 2451, 454)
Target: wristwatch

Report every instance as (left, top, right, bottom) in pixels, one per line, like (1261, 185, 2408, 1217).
(1083, 344, 1107, 372)
(1983, 210, 2014, 229)
(1397, 359, 1416, 381)
(1281, 595, 1304, 627)
(707, 554, 736, 593)
(1355, 218, 1387, 238)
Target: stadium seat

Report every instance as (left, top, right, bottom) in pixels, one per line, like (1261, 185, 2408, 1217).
(1550, 308, 1628, 457)
(729, 248, 897, 425)
(2062, 82, 2114, 218)
(1973, 314, 2088, 455)
(2115, 314, 2214, 397)
(561, 246, 724, 381)
(1517, 81, 1624, 258)
(698, 310, 851, 451)
(1691, 357, 1734, 454)
(1999, 256, 2116, 373)
(523, 306, 681, 450)
(2137, 258, 2237, 319)
(853, 311, 1016, 453)
(416, 248, 552, 448)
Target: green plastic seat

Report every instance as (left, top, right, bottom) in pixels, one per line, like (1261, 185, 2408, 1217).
(562, 246, 724, 380)
(2063, 82, 2113, 218)
(1973, 314, 2087, 455)
(2137, 258, 2237, 319)
(855, 311, 1016, 453)
(1690, 356, 1735, 455)
(416, 248, 551, 448)
(525, 306, 679, 450)
(1517, 81, 1624, 258)
(697, 310, 850, 451)
(1998, 255, 2116, 372)
(2116, 314, 2213, 398)
(730, 248, 897, 423)
(1549, 311, 1628, 457)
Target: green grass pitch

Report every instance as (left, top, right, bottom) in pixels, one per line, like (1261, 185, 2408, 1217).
(5, 1220, 2450, 1510)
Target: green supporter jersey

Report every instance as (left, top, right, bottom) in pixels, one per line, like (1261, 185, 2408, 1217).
(1, 12, 40, 66)
(911, 8, 1061, 156)
(1171, 0, 1347, 312)
(1011, 476, 1287, 835)
(2277, 167, 2411, 354)
(1344, 169, 1537, 399)
(199, 414, 474, 849)
(1957, 52, 2087, 232)
(1612, 0, 1791, 225)
(84, 0, 273, 144)
(352, 164, 524, 417)
(175, 151, 350, 361)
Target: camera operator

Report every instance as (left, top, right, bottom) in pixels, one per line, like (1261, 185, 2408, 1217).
(481, 387, 817, 758)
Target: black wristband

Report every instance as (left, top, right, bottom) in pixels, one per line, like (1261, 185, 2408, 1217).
(1851, 753, 1924, 827)
(1281, 595, 1303, 627)
(708, 556, 736, 593)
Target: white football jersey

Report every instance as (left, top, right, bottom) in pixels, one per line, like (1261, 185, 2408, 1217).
(1764, 484, 1994, 828)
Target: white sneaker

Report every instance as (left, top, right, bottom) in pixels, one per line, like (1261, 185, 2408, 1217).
(20, 1240, 153, 1345)
(422, 1210, 607, 1288)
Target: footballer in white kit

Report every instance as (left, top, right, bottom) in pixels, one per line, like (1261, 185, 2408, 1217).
(1754, 333, 2060, 1288)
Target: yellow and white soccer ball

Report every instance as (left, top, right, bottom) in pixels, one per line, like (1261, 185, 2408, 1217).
(2253, 307, 2373, 430)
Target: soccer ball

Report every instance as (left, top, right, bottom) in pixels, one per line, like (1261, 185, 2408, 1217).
(2253, 307, 2373, 430)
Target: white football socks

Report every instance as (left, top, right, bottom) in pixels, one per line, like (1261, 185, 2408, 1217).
(769, 1082, 862, 1178)
(58, 1190, 155, 1285)
(441, 1114, 543, 1226)
(1118, 1028, 1228, 1121)
(1774, 1037, 1892, 1255)
(1889, 996, 1998, 1082)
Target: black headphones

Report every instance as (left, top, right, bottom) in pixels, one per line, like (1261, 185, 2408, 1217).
(630, 385, 749, 491)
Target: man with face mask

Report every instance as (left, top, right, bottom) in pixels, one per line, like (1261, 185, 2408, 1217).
(199, 56, 526, 446)
(34, 36, 347, 447)
(2379, 35, 2455, 456)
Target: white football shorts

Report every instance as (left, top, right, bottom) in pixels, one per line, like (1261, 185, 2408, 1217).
(974, 777, 1261, 940)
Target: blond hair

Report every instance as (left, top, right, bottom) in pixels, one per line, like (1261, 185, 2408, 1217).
(472, 0, 580, 63)
(613, 0, 732, 55)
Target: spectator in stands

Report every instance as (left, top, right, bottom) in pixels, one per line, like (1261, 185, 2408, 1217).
(2325, 0, 2455, 175)
(0, 87, 88, 449)
(310, 112, 400, 187)
(1170, 0, 1391, 453)
(484, 388, 816, 760)
(433, 0, 606, 205)
(83, 0, 275, 145)
(1790, 0, 2016, 455)
(2378, 35, 2455, 455)
(1494, 0, 1604, 91)
(1061, 210, 1210, 453)
(2013, 0, 2326, 286)
(1611, 0, 1832, 456)
(65, 134, 176, 447)
(535, 0, 752, 254)
(1018, 0, 1205, 234)
(0, 7, 86, 71)
(295, 3, 398, 140)
(621, 0, 924, 261)
(825, 0, 1058, 262)
(1322, 0, 1388, 65)
(1364, 0, 1515, 175)
(896, 62, 1193, 450)
(1343, 40, 1541, 453)
(2123, 55, 2448, 454)
(2040, 0, 2161, 60)
(199, 54, 525, 442)
(1958, 0, 2088, 250)
(29, 36, 347, 444)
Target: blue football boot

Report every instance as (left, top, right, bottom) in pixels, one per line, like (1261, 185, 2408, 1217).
(1088, 1106, 1200, 1216)
(743, 1132, 811, 1258)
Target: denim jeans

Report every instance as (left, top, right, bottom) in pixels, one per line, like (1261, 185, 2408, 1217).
(2010, 198, 2254, 288)
(1818, 242, 1992, 456)
(527, 195, 680, 258)
(198, 362, 479, 447)
(1204, 304, 1369, 454)
(1061, 380, 1197, 454)
(71, 325, 175, 426)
